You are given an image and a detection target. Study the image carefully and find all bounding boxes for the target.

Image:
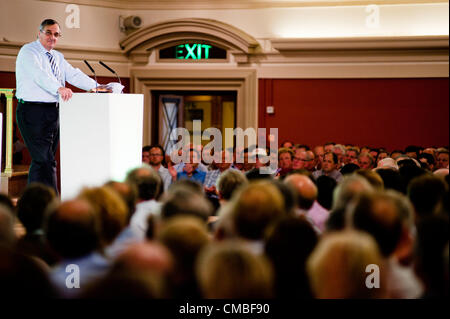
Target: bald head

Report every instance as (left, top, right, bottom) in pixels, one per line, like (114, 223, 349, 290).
(45, 199, 99, 259)
(56, 199, 95, 224)
(114, 242, 173, 275)
(285, 174, 318, 210)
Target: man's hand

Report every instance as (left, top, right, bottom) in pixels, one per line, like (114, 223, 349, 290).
(58, 87, 73, 101)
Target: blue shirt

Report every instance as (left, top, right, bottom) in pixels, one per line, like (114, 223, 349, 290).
(177, 169, 206, 185)
(15, 39, 97, 102)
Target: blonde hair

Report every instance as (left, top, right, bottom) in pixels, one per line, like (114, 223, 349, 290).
(196, 241, 274, 298)
(307, 230, 385, 299)
(232, 181, 285, 240)
(78, 186, 128, 246)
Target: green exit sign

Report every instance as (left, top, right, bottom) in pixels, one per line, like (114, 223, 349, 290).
(159, 43, 227, 60)
(175, 44, 212, 60)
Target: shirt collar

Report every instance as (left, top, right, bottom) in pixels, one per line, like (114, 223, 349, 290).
(35, 39, 53, 55)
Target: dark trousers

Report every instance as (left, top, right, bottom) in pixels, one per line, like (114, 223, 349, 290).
(16, 101, 59, 193)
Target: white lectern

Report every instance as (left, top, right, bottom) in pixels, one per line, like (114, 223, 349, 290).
(59, 93, 144, 200)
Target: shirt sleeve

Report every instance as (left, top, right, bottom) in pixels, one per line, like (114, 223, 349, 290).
(60, 54, 97, 91)
(18, 46, 61, 95)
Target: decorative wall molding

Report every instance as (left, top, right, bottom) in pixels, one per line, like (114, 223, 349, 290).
(271, 35, 449, 51)
(120, 18, 260, 65)
(0, 35, 448, 77)
(40, 0, 450, 10)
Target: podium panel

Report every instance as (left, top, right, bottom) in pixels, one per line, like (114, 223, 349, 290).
(60, 93, 143, 200)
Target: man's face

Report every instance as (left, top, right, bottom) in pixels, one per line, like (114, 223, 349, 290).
(333, 148, 344, 166)
(406, 152, 417, 159)
(322, 153, 336, 173)
(38, 23, 61, 51)
(324, 144, 334, 153)
(358, 156, 372, 170)
(347, 150, 358, 165)
(149, 147, 164, 166)
(370, 151, 379, 160)
(437, 153, 449, 169)
(377, 152, 388, 163)
(142, 151, 150, 164)
(279, 152, 293, 170)
(304, 151, 316, 170)
(292, 150, 304, 170)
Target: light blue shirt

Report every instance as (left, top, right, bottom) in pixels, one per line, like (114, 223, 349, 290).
(15, 39, 97, 102)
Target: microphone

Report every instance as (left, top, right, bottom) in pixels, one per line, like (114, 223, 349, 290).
(84, 60, 98, 92)
(99, 61, 121, 86)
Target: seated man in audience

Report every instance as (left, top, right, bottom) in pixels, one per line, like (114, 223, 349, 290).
(376, 149, 389, 164)
(417, 153, 436, 171)
(231, 181, 286, 254)
(204, 150, 233, 195)
(312, 152, 343, 183)
(277, 147, 294, 178)
(147, 144, 172, 192)
(284, 174, 329, 232)
(390, 150, 405, 160)
(173, 144, 208, 173)
(407, 174, 448, 221)
(216, 169, 248, 206)
(348, 190, 423, 298)
(436, 149, 449, 170)
(313, 145, 325, 170)
(158, 216, 210, 298)
(345, 147, 360, 165)
(325, 175, 374, 232)
(103, 181, 140, 258)
(45, 199, 111, 298)
(405, 145, 421, 160)
(197, 241, 274, 298)
(16, 183, 58, 266)
(142, 145, 151, 165)
(358, 152, 375, 170)
(125, 166, 163, 240)
(324, 142, 335, 153)
(176, 149, 206, 185)
(332, 144, 347, 168)
(307, 230, 386, 299)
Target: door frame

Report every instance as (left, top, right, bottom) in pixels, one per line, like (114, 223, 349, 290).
(130, 68, 258, 146)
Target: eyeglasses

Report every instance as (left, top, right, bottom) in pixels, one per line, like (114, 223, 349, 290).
(149, 154, 163, 157)
(41, 30, 62, 38)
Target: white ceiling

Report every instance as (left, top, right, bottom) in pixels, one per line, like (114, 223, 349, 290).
(40, 0, 449, 10)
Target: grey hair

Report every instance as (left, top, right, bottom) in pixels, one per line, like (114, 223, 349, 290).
(39, 19, 60, 31)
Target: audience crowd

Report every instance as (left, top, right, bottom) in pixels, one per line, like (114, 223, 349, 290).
(0, 141, 448, 299)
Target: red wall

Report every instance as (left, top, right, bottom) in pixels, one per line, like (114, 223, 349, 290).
(259, 78, 449, 151)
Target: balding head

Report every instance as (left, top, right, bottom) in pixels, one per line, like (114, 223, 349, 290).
(114, 242, 173, 275)
(45, 199, 100, 259)
(285, 174, 318, 210)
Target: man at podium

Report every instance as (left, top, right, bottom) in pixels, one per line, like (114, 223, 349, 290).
(15, 19, 104, 193)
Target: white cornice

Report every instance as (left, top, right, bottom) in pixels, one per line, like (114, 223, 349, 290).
(39, 0, 449, 10)
(271, 35, 449, 51)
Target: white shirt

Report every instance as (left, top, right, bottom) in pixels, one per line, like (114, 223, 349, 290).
(16, 39, 96, 102)
(129, 199, 161, 240)
(157, 165, 172, 192)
